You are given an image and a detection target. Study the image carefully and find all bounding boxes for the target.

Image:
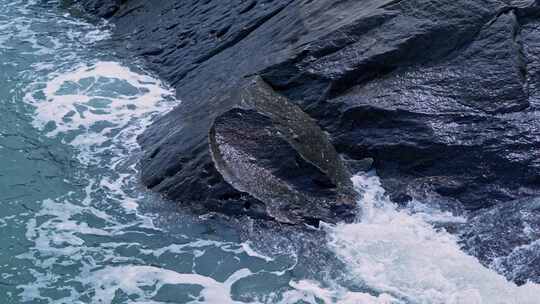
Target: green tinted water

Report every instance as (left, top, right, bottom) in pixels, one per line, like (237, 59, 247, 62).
(0, 1, 306, 303)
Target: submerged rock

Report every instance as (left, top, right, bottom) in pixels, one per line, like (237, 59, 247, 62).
(209, 78, 357, 224)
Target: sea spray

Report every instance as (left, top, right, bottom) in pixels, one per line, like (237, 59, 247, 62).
(326, 172, 540, 303)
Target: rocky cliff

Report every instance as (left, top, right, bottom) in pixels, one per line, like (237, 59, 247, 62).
(77, 0, 540, 280)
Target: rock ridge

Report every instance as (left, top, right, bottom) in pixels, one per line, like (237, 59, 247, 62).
(76, 0, 540, 282)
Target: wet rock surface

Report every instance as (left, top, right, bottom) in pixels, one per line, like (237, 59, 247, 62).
(77, 0, 540, 282)
(209, 78, 357, 224)
(258, 0, 540, 211)
(461, 197, 540, 284)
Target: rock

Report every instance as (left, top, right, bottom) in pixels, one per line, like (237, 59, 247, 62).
(209, 78, 357, 224)
(75, 0, 540, 280)
(75, 0, 540, 209)
(342, 157, 374, 175)
(76, 0, 540, 213)
(460, 197, 540, 284)
(139, 75, 357, 225)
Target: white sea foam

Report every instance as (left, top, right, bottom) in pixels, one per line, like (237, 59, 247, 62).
(286, 280, 397, 304)
(83, 266, 252, 304)
(26, 61, 172, 149)
(138, 239, 274, 263)
(405, 199, 466, 225)
(326, 172, 540, 304)
(241, 241, 275, 262)
(0, 2, 109, 54)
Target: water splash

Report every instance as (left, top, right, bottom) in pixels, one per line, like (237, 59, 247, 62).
(326, 172, 540, 303)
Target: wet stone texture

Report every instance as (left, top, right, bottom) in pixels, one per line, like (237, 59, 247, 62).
(77, 0, 540, 282)
(209, 78, 357, 225)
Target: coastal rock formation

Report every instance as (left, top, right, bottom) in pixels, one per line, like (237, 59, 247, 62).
(79, 0, 540, 212)
(77, 0, 540, 280)
(209, 78, 357, 224)
(140, 76, 357, 224)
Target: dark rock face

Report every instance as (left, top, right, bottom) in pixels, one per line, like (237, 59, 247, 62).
(140, 75, 357, 224)
(258, 0, 540, 210)
(77, 0, 540, 280)
(209, 78, 357, 224)
(78, 0, 540, 213)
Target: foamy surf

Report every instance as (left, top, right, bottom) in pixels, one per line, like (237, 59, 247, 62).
(325, 172, 540, 304)
(286, 280, 397, 304)
(24, 61, 173, 163)
(83, 266, 253, 304)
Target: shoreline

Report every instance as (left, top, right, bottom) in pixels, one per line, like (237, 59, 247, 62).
(74, 0, 540, 284)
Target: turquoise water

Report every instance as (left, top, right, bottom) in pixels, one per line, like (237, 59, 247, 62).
(0, 1, 296, 302)
(2, 1, 540, 303)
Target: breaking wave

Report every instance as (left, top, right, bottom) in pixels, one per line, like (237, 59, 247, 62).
(325, 173, 540, 303)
